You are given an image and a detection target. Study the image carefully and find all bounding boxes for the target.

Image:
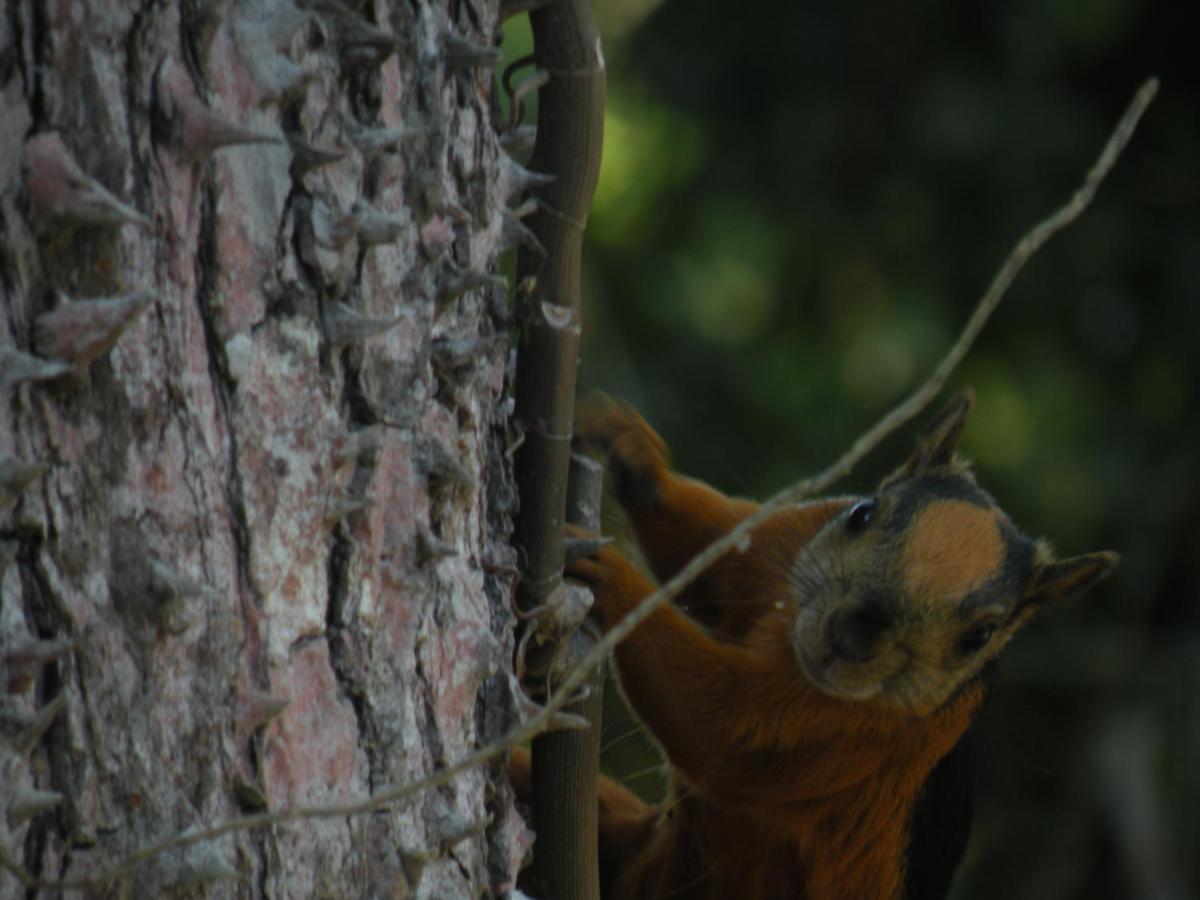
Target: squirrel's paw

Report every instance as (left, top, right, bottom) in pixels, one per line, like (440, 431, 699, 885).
(574, 395, 669, 509)
(564, 524, 648, 631)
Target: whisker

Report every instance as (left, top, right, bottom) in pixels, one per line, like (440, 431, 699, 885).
(658, 782, 695, 816)
(619, 762, 671, 784)
(601, 724, 650, 755)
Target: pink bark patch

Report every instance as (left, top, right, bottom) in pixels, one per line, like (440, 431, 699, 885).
(264, 641, 365, 805)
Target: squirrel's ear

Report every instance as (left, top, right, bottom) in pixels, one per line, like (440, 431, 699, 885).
(896, 389, 975, 478)
(1021, 550, 1119, 611)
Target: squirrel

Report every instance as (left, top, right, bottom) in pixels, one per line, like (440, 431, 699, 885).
(510, 390, 1118, 900)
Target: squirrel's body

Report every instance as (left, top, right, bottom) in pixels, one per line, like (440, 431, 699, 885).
(511, 394, 1116, 899)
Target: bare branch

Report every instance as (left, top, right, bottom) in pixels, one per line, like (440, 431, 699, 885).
(527, 454, 606, 899)
(1, 77, 1156, 896)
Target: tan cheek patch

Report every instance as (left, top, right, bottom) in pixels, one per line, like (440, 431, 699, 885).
(901, 500, 1004, 605)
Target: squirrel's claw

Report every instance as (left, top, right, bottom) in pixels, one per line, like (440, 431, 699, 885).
(564, 534, 612, 566)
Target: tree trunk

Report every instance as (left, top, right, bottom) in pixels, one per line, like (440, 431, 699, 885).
(1, 0, 528, 896)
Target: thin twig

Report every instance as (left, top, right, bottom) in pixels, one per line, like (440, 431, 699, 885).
(1, 77, 1156, 895)
(821, 76, 1160, 495)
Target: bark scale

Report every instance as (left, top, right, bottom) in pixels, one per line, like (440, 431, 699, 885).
(1, 0, 529, 896)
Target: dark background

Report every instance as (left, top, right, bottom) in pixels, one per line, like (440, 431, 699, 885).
(505, 1, 1198, 896)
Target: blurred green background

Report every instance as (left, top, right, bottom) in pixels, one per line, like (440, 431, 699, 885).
(505, 1, 1197, 897)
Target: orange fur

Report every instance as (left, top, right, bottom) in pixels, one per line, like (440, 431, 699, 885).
(556, 402, 985, 899)
(567, 509, 983, 900)
(901, 501, 1004, 603)
(509, 396, 1117, 899)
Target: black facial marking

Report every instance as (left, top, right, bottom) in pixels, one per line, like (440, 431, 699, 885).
(882, 475, 994, 536)
(959, 522, 1037, 617)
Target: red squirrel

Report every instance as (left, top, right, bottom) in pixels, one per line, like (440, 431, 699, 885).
(510, 391, 1117, 900)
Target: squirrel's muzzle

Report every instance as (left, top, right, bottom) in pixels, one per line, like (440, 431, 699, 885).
(826, 603, 893, 663)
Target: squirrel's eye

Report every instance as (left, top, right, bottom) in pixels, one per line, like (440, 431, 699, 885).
(845, 499, 877, 535)
(956, 623, 997, 656)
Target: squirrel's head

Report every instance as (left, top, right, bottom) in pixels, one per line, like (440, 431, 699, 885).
(789, 390, 1118, 714)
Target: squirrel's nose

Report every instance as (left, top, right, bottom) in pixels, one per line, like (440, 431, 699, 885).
(827, 603, 892, 663)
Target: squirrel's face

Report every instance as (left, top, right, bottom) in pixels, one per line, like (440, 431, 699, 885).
(789, 475, 1037, 713)
(788, 392, 1118, 715)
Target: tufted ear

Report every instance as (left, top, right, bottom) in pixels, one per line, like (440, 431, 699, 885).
(892, 390, 975, 481)
(1021, 550, 1120, 613)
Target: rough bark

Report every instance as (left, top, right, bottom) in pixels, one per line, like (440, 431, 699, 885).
(1, 0, 529, 896)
